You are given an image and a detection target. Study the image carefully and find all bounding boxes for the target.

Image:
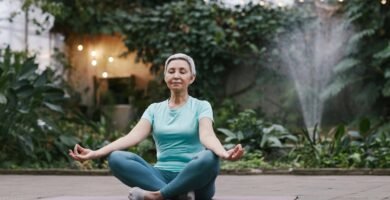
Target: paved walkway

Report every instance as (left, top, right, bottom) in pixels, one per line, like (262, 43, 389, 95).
(1, 174, 390, 200)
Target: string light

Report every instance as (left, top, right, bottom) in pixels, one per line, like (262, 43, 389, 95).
(108, 56, 114, 63)
(259, 0, 265, 6)
(299, 0, 304, 3)
(77, 44, 83, 51)
(338, 0, 344, 2)
(91, 60, 97, 66)
(381, 0, 387, 5)
(102, 72, 108, 78)
(91, 50, 97, 57)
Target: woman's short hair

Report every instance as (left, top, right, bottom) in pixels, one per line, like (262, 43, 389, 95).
(164, 53, 196, 76)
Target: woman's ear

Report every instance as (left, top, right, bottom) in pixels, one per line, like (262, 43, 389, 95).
(189, 75, 196, 84)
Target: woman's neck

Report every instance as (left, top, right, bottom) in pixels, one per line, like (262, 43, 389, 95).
(168, 92, 189, 108)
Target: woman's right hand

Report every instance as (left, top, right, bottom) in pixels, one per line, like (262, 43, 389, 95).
(68, 144, 99, 162)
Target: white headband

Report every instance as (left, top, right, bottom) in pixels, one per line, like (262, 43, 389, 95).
(164, 53, 196, 76)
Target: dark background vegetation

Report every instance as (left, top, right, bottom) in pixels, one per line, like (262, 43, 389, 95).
(0, 0, 389, 169)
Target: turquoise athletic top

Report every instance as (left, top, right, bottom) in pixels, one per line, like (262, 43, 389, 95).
(141, 96, 213, 172)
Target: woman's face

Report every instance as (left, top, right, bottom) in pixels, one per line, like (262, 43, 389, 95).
(164, 59, 195, 92)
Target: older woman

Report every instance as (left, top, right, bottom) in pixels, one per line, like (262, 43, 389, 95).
(69, 53, 244, 200)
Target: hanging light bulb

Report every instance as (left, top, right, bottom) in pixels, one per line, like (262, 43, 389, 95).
(102, 72, 108, 78)
(91, 50, 97, 57)
(77, 44, 83, 51)
(259, 0, 265, 6)
(108, 56, 114, 63)
(338, 0, 344, 2)
(91, 60, 97, 66)
(299, 0, 305, 3)
(381, 0, 387, 5)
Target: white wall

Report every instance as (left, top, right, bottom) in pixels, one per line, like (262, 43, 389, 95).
(0, 0, 64, 72)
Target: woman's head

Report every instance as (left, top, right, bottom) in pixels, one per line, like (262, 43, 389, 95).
(164, 53, 196, 76)
(164, 53, 196, 92)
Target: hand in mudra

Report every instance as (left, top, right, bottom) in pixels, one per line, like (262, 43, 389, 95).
(68, 144, 98, 162)
(224, 144, 244, 161)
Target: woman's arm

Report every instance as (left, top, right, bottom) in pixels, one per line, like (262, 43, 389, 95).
(199, 118, 244, 161)
(69, 118, 152, 161)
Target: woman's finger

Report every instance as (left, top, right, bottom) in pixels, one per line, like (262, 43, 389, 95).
(69, 150, 79, 161)
(76, 144, 85, 153)
(74, 145, 79, 155)
(225, 149, 233, 160)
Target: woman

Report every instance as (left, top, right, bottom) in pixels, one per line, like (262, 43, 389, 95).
(69, 53, 244, 200)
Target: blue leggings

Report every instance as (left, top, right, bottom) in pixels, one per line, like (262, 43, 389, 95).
(108, 150, 220, 200)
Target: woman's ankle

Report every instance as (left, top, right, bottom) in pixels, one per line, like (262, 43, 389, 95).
(144, 191, 163, 200)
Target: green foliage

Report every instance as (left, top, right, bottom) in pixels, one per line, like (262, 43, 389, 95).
(213, 99, 241, 129)
(120, 1, 287, 100)
(24, 0, 179, 34)
(322, 1, 390, 118)
(289, 120, 390, 168)
(217, 109, 297, 158)
(30, 0, 295, 107)
(16, 0, 390, 170)
(220, 150, 272, 170)
(0, 47, 77, 167)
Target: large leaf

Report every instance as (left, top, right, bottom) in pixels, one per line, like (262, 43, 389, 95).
(217, 128, 236, 138)
(385, 68, 390, 79)
(43, 102, 63, 113)
(34, 70, 48, 87)
(0, 93, 6, 104)
(18, 58, 38, 81)
(59, 135, 79, 147)
(320, 75, 357, 99)
(349, 29, 375, 44)
(333, 58, 360, 73)
(15, 85, 34, 99)
(374, 43, 390, 59)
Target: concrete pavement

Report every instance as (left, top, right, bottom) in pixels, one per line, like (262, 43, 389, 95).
(1, 174, 390, 200)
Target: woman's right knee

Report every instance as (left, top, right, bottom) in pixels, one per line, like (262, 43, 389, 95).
(108, 151, 136, 170)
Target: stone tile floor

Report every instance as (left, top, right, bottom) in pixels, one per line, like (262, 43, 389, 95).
(1, 175, 389, 200)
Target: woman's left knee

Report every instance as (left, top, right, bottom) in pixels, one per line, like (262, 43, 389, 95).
(196, 150, 219, 172)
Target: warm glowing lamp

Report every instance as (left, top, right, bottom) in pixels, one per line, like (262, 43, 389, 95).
(77, 44, 83, 51)
(91, 60, 97, 66)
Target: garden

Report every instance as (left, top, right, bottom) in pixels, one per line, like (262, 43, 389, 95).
(0, 0, 389, 172)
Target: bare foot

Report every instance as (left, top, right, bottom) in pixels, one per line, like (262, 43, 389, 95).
(144, 191, 163, 200)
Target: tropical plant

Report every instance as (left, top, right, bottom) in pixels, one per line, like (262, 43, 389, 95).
(220, 150, 272, 170)
(289, 119, 390, 168)
(321, 1, 390, 120)
(217, 109, 297, 158)
(0, 47, 78, 167)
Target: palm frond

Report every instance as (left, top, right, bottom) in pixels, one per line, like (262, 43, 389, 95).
(320, 74, 360, 100)
(374, 42, 390, 60)
(333, 58, 361, 73)
(349, 29, 375, 45)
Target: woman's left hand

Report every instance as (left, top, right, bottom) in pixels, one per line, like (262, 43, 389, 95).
(224, 144, 244, 161)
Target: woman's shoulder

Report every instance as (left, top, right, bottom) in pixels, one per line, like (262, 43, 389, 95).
(147, 99, 168, 110)
(189, 96, 212, 107)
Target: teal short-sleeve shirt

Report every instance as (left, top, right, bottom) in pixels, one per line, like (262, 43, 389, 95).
(141, 96, 213, 172)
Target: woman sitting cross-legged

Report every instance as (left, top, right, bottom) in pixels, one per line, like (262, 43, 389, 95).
(69, 53, 244, 200)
